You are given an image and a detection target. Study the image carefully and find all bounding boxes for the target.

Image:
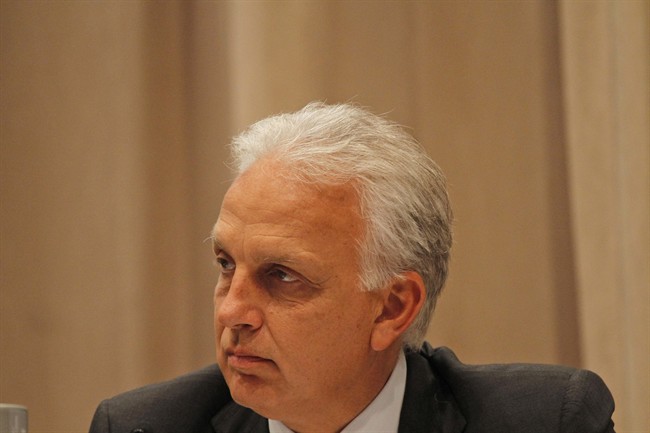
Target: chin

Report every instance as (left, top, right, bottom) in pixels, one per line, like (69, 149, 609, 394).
(232, 389, 284, 421)
(227, 372, 277, 411)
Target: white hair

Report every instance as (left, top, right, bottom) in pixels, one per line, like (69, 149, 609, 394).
(228, 102, 453, 349)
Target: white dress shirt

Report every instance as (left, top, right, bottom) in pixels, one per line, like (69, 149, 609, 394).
(269, 350, 407, 433)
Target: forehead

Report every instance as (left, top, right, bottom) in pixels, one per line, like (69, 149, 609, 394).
(213, 159, 364, 250)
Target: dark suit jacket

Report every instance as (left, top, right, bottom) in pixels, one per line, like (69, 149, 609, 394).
(89, 344, 615, 433)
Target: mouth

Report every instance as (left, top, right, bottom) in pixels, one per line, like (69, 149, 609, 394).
(225, 348, 273, 371)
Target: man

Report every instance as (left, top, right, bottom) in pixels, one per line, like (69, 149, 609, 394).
(90, 103, 615, 433)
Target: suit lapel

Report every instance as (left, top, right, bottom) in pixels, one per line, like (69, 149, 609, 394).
(398, 350, 466, 433)
(211, 401, 269, 433)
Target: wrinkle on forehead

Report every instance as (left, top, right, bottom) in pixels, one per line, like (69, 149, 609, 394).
(222, 158, 364, 235)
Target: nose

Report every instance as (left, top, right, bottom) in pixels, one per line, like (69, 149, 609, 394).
(215, 271, 264, 331)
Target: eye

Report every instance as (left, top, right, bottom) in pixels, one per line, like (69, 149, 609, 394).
(214, 254, 235, 273)
(263, 265, 322, 302)
(269, 267, 299, 283)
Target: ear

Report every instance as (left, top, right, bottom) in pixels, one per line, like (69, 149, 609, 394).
(370, 271, 426, 352)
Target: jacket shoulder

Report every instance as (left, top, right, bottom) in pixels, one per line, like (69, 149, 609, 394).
(421, 345, 615, 433)
(89, 364, 230, 433)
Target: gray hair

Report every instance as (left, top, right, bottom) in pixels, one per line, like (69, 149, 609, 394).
(228, 102, 453, 349)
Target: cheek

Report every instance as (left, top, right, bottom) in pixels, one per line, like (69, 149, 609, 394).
(271, 303, 370, 359)
(212, 297, 220, 330)
(212, 286, 219, 314)
(274, 312, 375, 394)
(213, 297, 227, 347)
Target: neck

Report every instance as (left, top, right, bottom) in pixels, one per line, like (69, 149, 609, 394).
(282, 346, 402, 433)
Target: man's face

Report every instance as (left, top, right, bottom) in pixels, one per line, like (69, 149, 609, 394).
(212, 159, 388, 428)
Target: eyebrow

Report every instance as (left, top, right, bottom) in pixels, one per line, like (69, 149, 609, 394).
(259, 255, 298, 267)
(209, 237, 224, 255)
(210, 236, 296, 264)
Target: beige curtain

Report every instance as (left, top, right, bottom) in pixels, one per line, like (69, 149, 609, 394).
(1, 1, 647, 431)
(559, 1, 650, 430)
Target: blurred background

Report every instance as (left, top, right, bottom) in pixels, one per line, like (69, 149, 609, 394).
(1, 1, 648, 432)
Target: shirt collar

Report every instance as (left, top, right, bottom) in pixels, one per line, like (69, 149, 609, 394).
(269, 350, 407, 433)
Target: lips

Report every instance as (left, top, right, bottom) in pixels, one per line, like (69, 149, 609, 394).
(225, 348, 273, 371)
